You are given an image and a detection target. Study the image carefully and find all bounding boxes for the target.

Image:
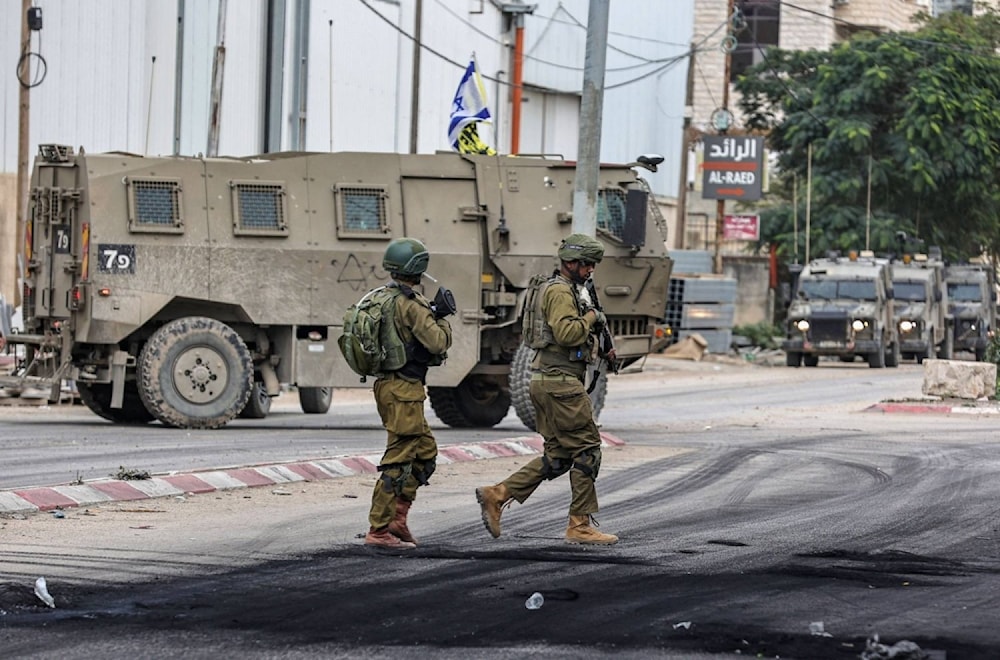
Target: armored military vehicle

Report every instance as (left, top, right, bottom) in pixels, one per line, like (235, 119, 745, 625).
(3, 144, 671, 429)
(783, 251, 900, 368)
(943, 262, 996, 361)
(890, 252, 952, 363)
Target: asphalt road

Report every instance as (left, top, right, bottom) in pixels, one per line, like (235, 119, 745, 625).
(2, 356, 999, 658)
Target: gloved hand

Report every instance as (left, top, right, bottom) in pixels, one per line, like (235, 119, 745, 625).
(588, 308, 607, 328)
(431, 286, 457, 320)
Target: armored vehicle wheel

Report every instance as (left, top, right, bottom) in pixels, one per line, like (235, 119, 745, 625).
(916, 344, 933, 364)
(137, 317, 253, 429)
(785, 351, 802, 367)
(77, 381, 155, 424)
(299, 386, 333, 414)
(509, 343, 608, 432)
(885, 341, 901, 368)
(867, 341, 886, 369)
(428, 375, 511, 428)
(975, 345, 986, 362)
(239, 381, 272, 419)
(803, 355, 819, 367)
(937, 329, 954, 360)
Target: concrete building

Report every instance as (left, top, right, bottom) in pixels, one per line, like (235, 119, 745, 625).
(683, 0, 998, 256)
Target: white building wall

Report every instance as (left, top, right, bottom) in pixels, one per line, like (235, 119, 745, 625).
(1, 0, 694, 199)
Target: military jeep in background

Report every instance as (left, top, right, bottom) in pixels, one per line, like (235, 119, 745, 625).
(2, 145, 672, 429)
(890, 251, 952, 363)
(944, 263, 997, 361)
(783, 251, 900, 368)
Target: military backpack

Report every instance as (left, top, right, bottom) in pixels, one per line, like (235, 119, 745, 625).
(337, 285, 407, 381)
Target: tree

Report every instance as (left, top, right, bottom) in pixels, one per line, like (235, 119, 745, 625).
(734, 9, 1000, 263)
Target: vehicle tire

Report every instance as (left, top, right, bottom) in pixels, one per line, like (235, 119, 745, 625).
(803, 354, 819, 367)
(785, 351, 802, 367)
(239, 380, 272, 419)
(428, 375, 511, 428)
(867, 341, 886, 369)
(509, 343, 608, 432)
(299, 386, 333, 414)
(975, 345, 986, 362)
(937, 329, 954, 360)
(137, 317, 253, 429)
(77, 381, 155, 424)
(510, 343, 537, 430)
(886, 340, 901, 368)
(916, 344, 933, 365)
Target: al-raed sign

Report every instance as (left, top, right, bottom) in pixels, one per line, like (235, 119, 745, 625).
(701, 136, 764, 201)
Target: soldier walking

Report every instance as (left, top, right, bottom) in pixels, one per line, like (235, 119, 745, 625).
(476, 233, 618, 545)
(365, 238, 453, 549)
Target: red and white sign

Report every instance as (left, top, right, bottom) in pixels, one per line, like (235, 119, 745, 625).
(723, 214, 760, 241)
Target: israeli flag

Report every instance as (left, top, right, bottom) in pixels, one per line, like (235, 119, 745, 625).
(448, 56, 492, 151)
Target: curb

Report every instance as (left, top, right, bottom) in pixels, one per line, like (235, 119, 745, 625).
(0, 432, 626, 515)
(866, 402, 1000, 415)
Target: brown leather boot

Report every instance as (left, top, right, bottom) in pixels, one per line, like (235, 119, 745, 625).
(475, 483, 511, 538)
(387, 499, 417, 545)
(365, 526, 416, 549)
(565, 514, 618, 545)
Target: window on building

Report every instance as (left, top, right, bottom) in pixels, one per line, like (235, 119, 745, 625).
(732, 0, 780, 78)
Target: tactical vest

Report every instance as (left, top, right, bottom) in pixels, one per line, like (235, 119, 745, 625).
(521, 274, 595, 370)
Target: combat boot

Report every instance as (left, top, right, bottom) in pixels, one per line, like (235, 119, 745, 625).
(387, 499, 417, 545)
(475, 483, 511, 538)
(365, 526, 416, 549)
(565, 514, 618, 545)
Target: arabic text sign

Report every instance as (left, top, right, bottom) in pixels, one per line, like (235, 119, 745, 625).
(724, 215, 760, 241)
(701, 136, 764, 201)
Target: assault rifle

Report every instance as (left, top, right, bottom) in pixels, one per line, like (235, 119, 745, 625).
(584, 278, 619, 393)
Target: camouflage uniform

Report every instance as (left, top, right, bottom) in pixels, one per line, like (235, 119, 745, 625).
(476, 232, 617, 545)
(368, 287, 452, 531)
(504, 274, 604, 514)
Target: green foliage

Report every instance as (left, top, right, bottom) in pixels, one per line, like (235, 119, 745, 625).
(733, 322, 782, 349)
(983, 333, 1000, 398)
(735, 8, 1000, 263)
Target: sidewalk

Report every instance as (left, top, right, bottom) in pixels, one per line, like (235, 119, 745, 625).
(0, 432, 626, 515)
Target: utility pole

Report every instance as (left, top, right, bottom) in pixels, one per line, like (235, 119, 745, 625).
(206, 0, 227, 157)
(571, 0, 610, 237)
(10, 0, 33, 307)
(409, 0, 423, 154)
(713, 0, 736, 275)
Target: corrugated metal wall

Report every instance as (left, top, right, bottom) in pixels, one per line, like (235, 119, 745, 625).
(1, 0, 693, 197)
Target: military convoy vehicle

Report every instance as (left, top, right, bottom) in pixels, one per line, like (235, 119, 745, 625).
(2, 144, 672, 429)
(783, 251, 900, 368)
(890, 252, 952, 363)
(943, 262, 997, 361)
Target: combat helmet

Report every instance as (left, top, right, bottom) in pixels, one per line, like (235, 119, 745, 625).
(383, 237, 430, 277)
(558, 233, 605, 264)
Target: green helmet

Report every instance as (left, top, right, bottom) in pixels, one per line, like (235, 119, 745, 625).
(383, 237, 430, 277)
(558, 233, 605, 264)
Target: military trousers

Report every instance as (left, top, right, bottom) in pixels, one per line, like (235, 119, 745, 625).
(368, 375, 438, 529)
(503, 375, 602, 515)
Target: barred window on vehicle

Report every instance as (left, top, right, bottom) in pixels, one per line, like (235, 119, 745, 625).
(231, 181, 288, 236)
(597, 188, 627, 241)
(126, 177, 184, 233)
(334, 185, 391, 239)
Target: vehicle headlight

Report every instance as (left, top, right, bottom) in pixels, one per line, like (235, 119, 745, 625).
(899, 320, 914, 333)
(796, 319, 809, 332)
(852, 319, 866, 332)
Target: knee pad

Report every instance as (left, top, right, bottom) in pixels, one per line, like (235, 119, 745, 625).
(541, 454, 572, 480)
(412, 458, 437, 486)
(377, 462, 413, 496)
(572, 448, 602, 481)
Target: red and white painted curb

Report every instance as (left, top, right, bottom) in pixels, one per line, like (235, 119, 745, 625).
(866, 402, 1000, 415)
(0, 432, 625, 515)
